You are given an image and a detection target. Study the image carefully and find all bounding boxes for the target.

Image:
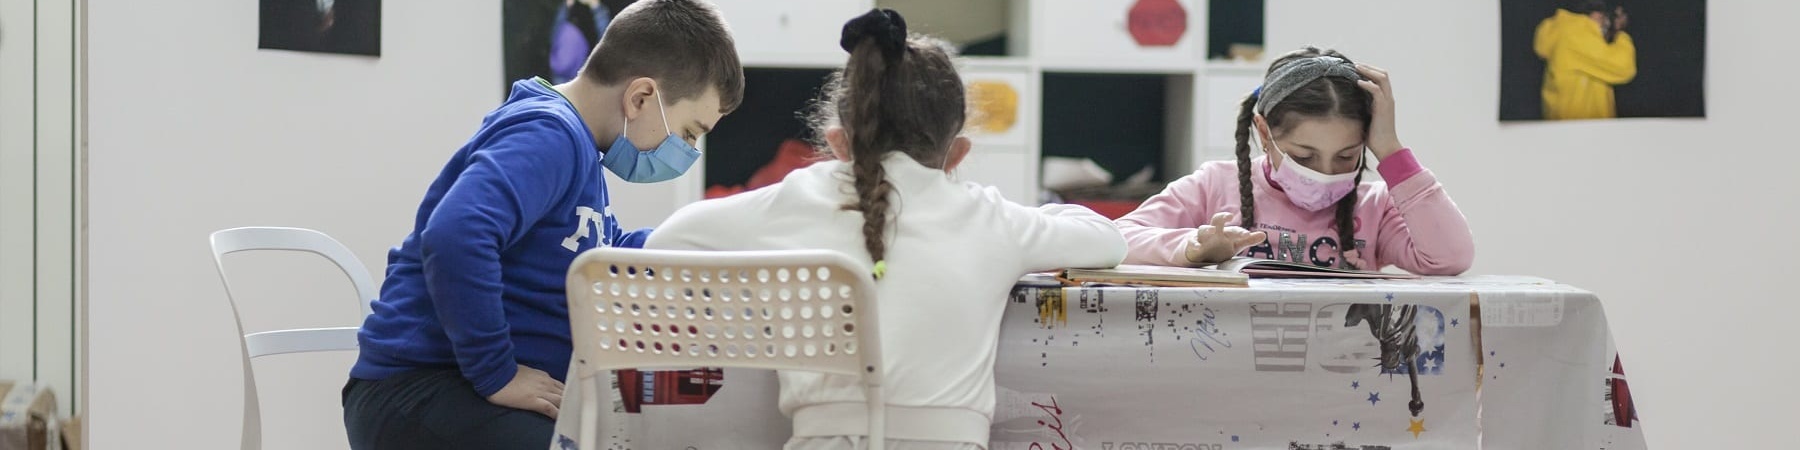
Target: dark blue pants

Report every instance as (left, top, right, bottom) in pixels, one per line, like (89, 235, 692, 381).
(343, 369, 554, 450)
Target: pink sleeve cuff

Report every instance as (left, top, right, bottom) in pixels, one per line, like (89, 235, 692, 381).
(1376, 148, 1424, 186)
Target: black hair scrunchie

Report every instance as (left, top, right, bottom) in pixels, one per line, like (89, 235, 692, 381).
(840, 8, 907, 60)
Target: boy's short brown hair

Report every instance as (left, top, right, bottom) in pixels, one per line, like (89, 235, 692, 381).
(581, 0, 745, 113)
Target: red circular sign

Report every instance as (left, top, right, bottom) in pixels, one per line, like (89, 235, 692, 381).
(1128, 0, 1188, 47)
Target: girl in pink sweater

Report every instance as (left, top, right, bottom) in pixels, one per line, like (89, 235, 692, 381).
(1117, 47, 1474, 275)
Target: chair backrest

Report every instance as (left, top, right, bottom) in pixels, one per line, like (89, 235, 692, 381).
(564, 247, 887, 448)
(566, 247, 883, 380)
(208, 226, 378, 450)
(211, 226, 377, 320)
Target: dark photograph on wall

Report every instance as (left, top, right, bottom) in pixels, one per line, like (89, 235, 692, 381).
(1499, 0, 1705, 121)
(259, 0, 381, 56)
(504, 0, 637, 96)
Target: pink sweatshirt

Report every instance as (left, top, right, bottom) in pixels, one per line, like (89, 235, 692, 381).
(1116, 149, 1474, 275)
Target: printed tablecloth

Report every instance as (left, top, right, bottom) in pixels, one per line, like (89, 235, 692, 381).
(553, 276, 1646, 450)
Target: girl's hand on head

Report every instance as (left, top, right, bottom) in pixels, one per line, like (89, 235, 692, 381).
(1354, 63, 1405, 161)
(1184, 212, 1267, 266)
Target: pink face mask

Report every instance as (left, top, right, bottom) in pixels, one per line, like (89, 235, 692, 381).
(1257, 128, 1360, 212)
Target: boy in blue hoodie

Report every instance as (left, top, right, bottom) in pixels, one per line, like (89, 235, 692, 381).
(341, 1, 742, 448)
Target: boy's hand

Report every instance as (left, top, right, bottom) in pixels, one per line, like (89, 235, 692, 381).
(1183, 212, 1266, 266)
(486, 364, 564, 419)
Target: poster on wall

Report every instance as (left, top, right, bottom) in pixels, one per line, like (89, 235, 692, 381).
(258, 0, 381, 56)
(504, 0, 635, 96)
(1499, 0, 1706, 121)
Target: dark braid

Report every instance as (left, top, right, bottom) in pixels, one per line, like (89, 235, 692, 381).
(1233, 93, 1260, 232)
(814, 9, 966, 269)
(1333, 164, 1365, 269)
(849, 158, 895, 263)
(843, 37, 898, 262)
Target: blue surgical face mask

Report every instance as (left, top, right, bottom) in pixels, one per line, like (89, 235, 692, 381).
(602, 88, 701, 183)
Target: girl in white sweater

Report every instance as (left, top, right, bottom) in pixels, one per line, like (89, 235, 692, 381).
(644, 8, 1126, 450)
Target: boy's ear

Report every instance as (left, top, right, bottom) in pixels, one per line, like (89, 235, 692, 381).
(826, 127, 851, 162)
(944, 136, 972, 172)
(620, 77, 658, 121)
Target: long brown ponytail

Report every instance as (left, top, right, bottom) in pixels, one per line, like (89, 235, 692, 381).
(812, 9, 966, 271)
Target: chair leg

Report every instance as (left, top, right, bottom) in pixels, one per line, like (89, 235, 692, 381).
(866, 385, 884, 450)
(579, 375, 600, 450)
(241, 350, 263, 450)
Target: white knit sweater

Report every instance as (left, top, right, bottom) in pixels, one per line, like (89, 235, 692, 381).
(645, 153, 1126, 444)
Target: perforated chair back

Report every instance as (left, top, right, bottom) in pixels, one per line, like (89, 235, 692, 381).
(564, 247, 886, 449)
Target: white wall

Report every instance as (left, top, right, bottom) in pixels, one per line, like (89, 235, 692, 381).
(87, 1, 502, 449)
(85, 1, 1796, 450)
(1265, 1, 1798, 448)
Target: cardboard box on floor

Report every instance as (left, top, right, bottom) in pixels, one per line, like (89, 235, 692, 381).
(60, 415, 80, 450)
(0, 380, 63, 450)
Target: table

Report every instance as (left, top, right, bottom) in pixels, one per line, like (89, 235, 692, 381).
(553, 276, 1648, 450)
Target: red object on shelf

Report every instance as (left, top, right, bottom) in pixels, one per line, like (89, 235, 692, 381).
(708, 138, 828, 199)
(1068, 199, 1142, 220)
(1128, 0, 1187, 47)
(705, 185, 746, 199)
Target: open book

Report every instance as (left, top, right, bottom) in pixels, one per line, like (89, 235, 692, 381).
(1209, 257, 1420, 279)
(1060, 257, 1418, 287)
(1061, 265, 1250, 287)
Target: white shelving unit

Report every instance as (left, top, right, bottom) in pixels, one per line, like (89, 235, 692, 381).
(669, 0, 1267, 207)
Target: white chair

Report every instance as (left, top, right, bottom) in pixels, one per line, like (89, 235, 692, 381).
(208, 226, 378, 450)
(564, 248, 886, 450)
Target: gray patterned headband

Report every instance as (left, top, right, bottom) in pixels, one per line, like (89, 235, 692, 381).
(1253, 56, 1363, 116)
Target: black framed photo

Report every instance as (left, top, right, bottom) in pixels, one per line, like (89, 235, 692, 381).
(1499, 0, 1705, 121)
(259, 0, 381, 56)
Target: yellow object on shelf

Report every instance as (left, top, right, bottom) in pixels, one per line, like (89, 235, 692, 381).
(966, 79, 1019, 134)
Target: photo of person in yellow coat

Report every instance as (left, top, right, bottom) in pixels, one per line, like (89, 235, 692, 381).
(1534, 0, 1636, 120)
(1502, 0, 1701, 122)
